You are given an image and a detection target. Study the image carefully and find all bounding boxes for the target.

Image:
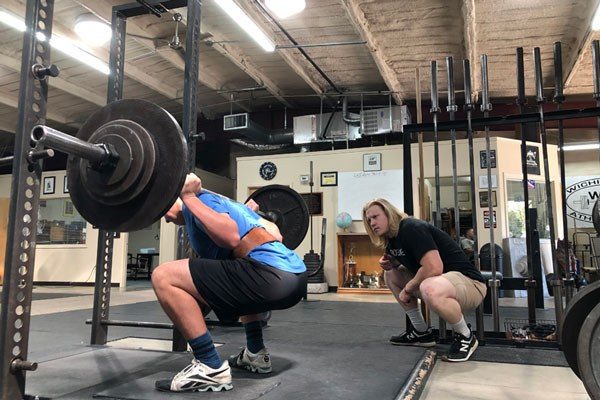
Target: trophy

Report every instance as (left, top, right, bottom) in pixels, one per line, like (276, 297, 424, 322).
(369, 271, 380, 289)
(344, 245, 357, 287)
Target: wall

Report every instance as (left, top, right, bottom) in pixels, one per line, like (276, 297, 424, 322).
(127, 221, 160, 269)
(237, 137, 563, 287)
(0, 172, 128, 286)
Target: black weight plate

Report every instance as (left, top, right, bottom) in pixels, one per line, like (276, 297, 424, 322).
(247, 185, 309, 250)
(561, 280, 600, 378)
(593, 199, 600, 236)
(577, 302, 600, 399)
(67, 99, 187, 232)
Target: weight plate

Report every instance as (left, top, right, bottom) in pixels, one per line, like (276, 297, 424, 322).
(561, 280, 600, 378)
(577, 301, 600, 399)
(593, 199, 600, 236)
(247, 185, 309, 250)
(67, 99, 187, 232)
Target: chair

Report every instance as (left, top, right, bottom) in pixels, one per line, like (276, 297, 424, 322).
(127, 253, 151, 280)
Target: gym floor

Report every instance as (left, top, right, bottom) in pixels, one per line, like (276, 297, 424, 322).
(9, 282, 591, 399)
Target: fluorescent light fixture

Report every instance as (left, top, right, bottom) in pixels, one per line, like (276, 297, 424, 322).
(265, 0, 306, 19)
(562, 143, 600, 151)
(215, 0, 275, 52)
(0, 9, 109, 74)
(593, 3, 600, 30)
(74, 14, 112, 47)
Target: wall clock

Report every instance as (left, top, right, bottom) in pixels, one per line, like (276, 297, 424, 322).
(259, 161, 277, 180)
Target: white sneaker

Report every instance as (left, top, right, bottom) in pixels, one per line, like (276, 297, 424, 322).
(155, 359, 233, 392)
(229, 347, 272, 373)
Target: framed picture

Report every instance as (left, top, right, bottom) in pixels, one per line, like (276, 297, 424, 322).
(63, 176, 69, 193)
(458, 192, 470, 202)
(363, 153, 382, 172)
(43, 176, 55, 195)
(479, 150, 497, 169)
(320, 171, 338, 187)
(63, 199, 75, 217)
(479, 191, 497, 208)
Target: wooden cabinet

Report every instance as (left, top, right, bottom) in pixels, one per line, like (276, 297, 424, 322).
(337, 233, 390, 294)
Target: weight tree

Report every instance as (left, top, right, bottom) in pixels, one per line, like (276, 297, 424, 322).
(0, 1, 201, 398)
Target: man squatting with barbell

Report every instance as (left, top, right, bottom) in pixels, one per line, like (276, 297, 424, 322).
(152, 173, 307, 392)
(362, 198, 487, 361)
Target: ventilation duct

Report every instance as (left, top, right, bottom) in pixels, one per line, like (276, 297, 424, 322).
(223, 113, 293, 145)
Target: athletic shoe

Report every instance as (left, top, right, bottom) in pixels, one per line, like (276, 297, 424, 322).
(155, 359, 232, 392)
(390, 327, 436, 347)
(229, 347, 272, 373)
(442, 331, 478, 362)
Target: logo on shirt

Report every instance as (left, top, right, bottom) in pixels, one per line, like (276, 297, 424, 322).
(389, 248, 406, 257)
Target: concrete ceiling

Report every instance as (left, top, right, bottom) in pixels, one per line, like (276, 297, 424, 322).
(1, 0, 600, 140)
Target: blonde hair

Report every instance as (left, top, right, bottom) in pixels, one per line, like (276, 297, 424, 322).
(362, 198, 409, 249)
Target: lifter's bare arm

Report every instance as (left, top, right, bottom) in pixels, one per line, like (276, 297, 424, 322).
(180, 173, 240, 248)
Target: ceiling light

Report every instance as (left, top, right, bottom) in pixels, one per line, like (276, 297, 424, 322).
(0, 9, 109, 75)
(562, 143, 600, 151)
(74, 14, 112, 47)
(265, 0, 306, 19)
(215, 0, 275, 52)
(593, 2, 600, 30)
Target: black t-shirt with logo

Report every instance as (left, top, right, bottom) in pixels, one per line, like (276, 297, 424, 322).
(385, 218, 485, 283)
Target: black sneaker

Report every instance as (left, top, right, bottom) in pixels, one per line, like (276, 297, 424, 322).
(442, 331, 478, 362)
(390, 327, 436, 347)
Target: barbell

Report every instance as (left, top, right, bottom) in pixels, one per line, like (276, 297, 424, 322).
(32, 99, 309, 249)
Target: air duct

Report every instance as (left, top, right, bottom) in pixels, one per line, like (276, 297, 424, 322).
(223, 113, 294, 145)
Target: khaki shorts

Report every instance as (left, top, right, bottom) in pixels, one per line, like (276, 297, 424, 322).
(442, 271, 487, 311)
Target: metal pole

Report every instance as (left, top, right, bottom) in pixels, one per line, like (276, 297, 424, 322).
(447, 56, 460, 244)
(533, 47, 563, 338)
(430, 60, 446, 339)
(90, 7, 126, 346)
(553, 42, 574, 307)
(480, 54, 500, 332)
(515, 47, 537, 325)
(0, 0, 54, 398)
(463, 59, 485, 341)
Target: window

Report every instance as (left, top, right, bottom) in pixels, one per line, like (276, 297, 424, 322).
(38, 198, 86, 244)
(506, 180, 551, 239)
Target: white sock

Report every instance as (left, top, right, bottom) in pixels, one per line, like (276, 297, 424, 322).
(450, 317, 471, 337)
(406, 308, 428, 333)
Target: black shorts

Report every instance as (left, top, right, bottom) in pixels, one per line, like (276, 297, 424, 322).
(188, 257, 307, 321)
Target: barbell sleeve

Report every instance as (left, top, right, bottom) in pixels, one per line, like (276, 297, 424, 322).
(430, 60, 440, 113)
(516, 47, 526, 106)
(31, 125, 112, 166)
(463, 59, 475, 110)
(446, 56, 457, 112)
(534, 47, 544, 103)
(480, 54, 492, 111)
(592, 40, 600, 99)
(553, 42, 565, 103)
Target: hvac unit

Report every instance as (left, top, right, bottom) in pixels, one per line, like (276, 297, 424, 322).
(293, 112, 361, 145)
(361, 105, 411, 136)
(223, 113, 248, 130)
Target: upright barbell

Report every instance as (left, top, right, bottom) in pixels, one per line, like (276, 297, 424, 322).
(32, 99, 309, 248)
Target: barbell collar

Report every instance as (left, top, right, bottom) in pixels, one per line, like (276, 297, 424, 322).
(32, 125, 114, 167)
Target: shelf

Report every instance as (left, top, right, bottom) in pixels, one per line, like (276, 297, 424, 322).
(337, 232, 390, 294)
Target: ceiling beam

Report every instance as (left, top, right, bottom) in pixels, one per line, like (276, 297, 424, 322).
(0, 90, 79, 127)
(461, 0, 480, 101)
(238, 1, 327, 98)
(564, 0, 600, 90)
(72, 0, 248, 114)
(2, 0, 182, 101)
(339, 0, 404, 104)
(0, 52, 105, 107)
(172, 8, 293, 109)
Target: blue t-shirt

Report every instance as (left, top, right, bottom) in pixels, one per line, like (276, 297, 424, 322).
(182, 192, 306, 274)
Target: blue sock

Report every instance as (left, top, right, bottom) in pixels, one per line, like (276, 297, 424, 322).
(244, 320, 264, 353)
(188, 331, 221, 369)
